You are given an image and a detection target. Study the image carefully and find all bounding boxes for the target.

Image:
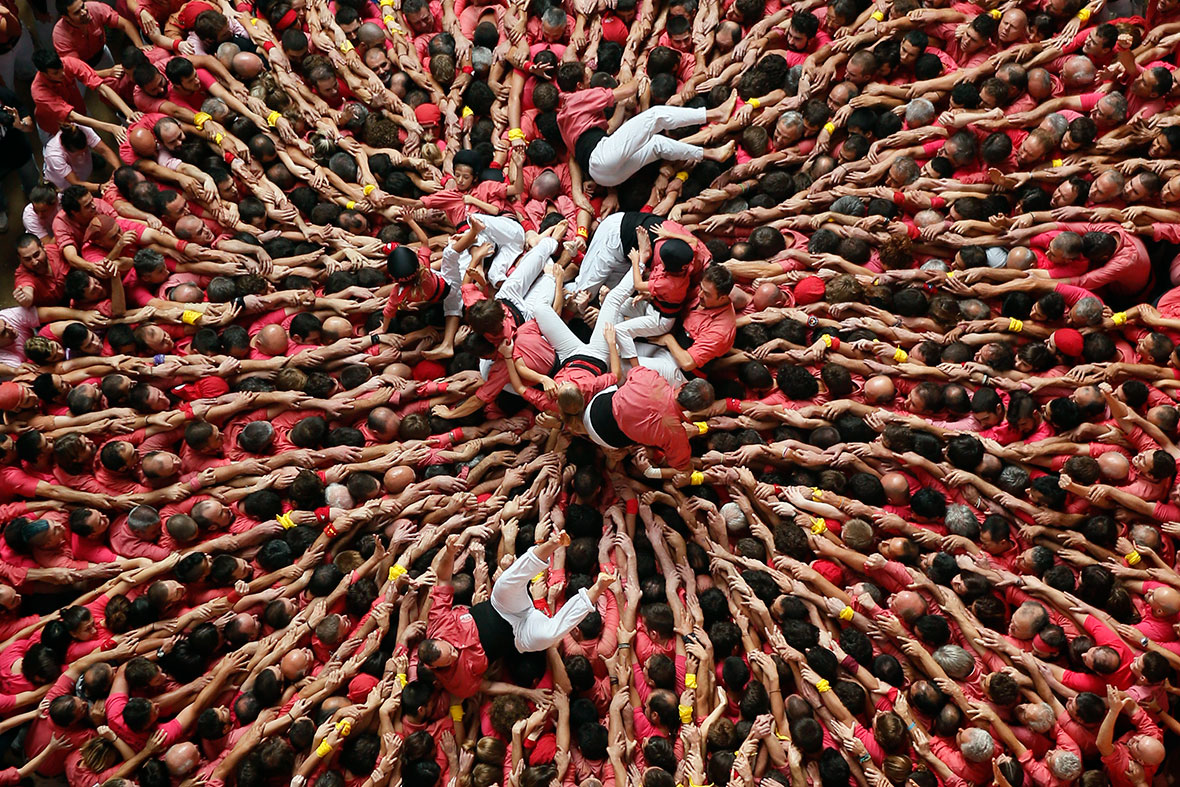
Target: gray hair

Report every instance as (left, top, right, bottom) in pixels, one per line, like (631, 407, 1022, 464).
(1048, 750, 1082, 780)
(721, 502, 747, 532)
(933, 644, 975, 679)
(997, 464, 1030, 493)
(471, 46, 493, 75)
(325, 483, 354, 509)
(905, 98, 936, 127)
(541, 6, 567, 26)
(1020, 702, 1055, 733)
(944, 504, 980, 539)
(960, 728, 994, 762)
(1043, 112, 1069, 138)
(841, 518, 873, 552)
(216, 41, 241, 64)
(200, 97, 229, 118)
(1073, 296, 1105, 326)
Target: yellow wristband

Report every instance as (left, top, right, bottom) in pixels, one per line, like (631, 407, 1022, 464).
(1125, 551, 1142, 566)
(821, 333, 833, 347)
(316, 741, 333, 757)
(214, 133, 224, 144)
(947, 270, 956, 278)
(249, 16, 258, 24)
(192, 111, 212, 129)
(675, 170, 690, 182)
(379, 0, 394, 6)
(1051, 158, 1064, 167)
(893, 348, 908, 363)
(363, 184, 376, 196)
(277, 512, 295, 529)
(988, 7, 1001, 17)
(532, 571, 545, 583)
(689, 471, 705, 486)
(397, 672, 408, 686)
(462, 105, 474, 118)
(1008, 317, 1023, 332)
(685, 673, 698, 689)
(340, 40, 354, 53)
(508, 127, 525, 140)
(811, 517, 827, 535)
(1077, 7, 1091, 21)
(816, 679, 831, 693)
(1112, 311, 1128, 325)
(266, 110, 281, 127)
(823, 122, 837, 134)
(383, 14, 396, 23)
(812, 487, 823, 501)
(390, 564, 408, 579)
(181, 309, 202, 325)
(335, 720, 352, 737)
(346, 201, 357, 210)
(450, 704, 464, 721)
(748, 97, 760, 109)
(678, 704, 694, 724)
(694, 421, 709, 435)
(839, 606, 855, 621)
(871, 9, 884, 20)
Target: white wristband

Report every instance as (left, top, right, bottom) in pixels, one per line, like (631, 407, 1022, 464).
(644, 466, 663, 479)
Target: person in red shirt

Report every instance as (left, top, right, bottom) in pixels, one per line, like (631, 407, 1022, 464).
(639, 264, 737, 386)
(30, 49, 138, 137)
(1097, 693, 1165, 787)
(13, 236, 69, 307)
(52, 0, 143, 67)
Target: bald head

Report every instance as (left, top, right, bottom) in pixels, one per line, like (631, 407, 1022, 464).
(281, 648, 313, 681)
(165, 742, 200, 777)
(1097, 451, 1129, 482)
(233, 52, 265, 79)
(753, 282, 783, 310)
(257, 324, 289, 355)
(530, 170, 561, 200)
(128, 127, 158, 159)
(881, 472, 910, 504)
(174, 215, 205, 240)
(864, 375, 895, 404)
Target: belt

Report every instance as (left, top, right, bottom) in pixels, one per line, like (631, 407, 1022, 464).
(564, 355, 607, 375)
(500, 298, 524, 328)
(585, 388, 630, 448)
(672, 324, 695, 349)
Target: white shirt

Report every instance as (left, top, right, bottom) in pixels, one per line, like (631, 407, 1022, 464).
(42, 126, 101, 189)
(20, 203, 56, 239)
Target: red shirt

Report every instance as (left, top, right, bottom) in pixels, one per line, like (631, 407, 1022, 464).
(167, 67, 217, 111)
(424, 584, 488, 699)
(476, 320, 556, 403)
(52, 2, 120, 62)
(31, 57, 103, 134)
(612, 366, 691, 469)
(680, 293, 736, 367)
(556, 87, 614, 151)
(14, 244, 69, 305)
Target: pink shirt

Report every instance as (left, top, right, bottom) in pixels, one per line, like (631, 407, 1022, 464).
(52, 2, 120, 63)
(612, 366, 690, 469)
(556, 87, 613, 151)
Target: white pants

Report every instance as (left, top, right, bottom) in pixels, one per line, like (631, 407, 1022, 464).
(479, 213, 525, 286)
(588, 105, 708, 187)
(534, 276, 630, 363)
(440, 213, 526, 316)
(615, 303, 676, 361)
(567, 212, 627, 296)
(499, 237, 558, 321)
(636, 343, 688, 386)
(490, 546, 595, 653)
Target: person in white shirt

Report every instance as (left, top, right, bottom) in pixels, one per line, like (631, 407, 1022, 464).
(20, 183, 58, 239)
(42, 124, 118, 191)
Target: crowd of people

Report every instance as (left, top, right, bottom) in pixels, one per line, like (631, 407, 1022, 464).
(2, 0, 1180, 783)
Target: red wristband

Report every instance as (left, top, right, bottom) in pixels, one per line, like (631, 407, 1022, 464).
(224, 150, 236, 163)
(227, 590, 242, 603)
(324, 524, 338, 538)
(262, 40, 275, 51)
(176, 239, 188, 251)
(906, 223, 920, 240)
(892, 190, 905, 206)
(489, 161, 502, 169)
(101, 637, 117, 651)
(318, 470, 327, 484)
(315, 506, 331, 524)
(830, 337, 841, 350)
(383, 241, 399, 254)
(931, 196, 946, 209)
(450, 427, 464, 441)
(726, 397, 742, 411)
(625, 499, 639, 515)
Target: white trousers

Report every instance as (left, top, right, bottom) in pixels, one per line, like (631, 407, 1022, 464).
(588, 105, 708, 187)
(613, 295, 675, 361)
(534, 276, 630, 363)
(480, 213, 526, 286)
(490, 546, 595, 653)
(440, 213, 527, 317)
(499, 237, 558, 321)
(636, 343, 688, 387)
(567, 212, 627, 296)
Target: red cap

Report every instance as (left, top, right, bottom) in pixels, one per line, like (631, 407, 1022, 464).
(1053, 328, 1084, 357)
(347, 673, 380, 702)
(414, 103, 441, 125)
(0, 382, 24, 410)
(794, 275, 827, 305)
(412, 359, 446, 381)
